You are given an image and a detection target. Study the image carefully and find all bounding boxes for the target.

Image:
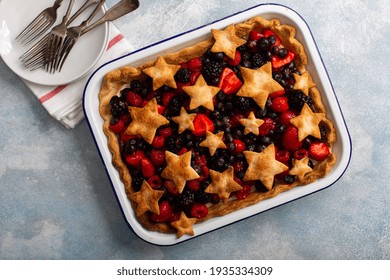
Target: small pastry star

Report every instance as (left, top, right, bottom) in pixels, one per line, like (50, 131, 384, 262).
(205, 167, 243, 203)
(289, 157, 313, 182)
(200, 131, 227, 156)
(293, 72, 316, 96)
(172, 107, 196, 134)
(290, 103, 325, 141)
(171, 212, 197, 238)
(243, 144, 289, 190)
(143, 56, 181, 90)
(237, 62, 284, 109)
(211, 24, 247, 59)
(129, 180, 164, 216)
(239, 111, 265, 135)
(183, 74, 220, 111)
(125, 98, 169, 144)
(161, 151, 200, 194)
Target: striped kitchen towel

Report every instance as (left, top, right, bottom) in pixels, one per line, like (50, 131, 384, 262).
(24, 23, 133, 129)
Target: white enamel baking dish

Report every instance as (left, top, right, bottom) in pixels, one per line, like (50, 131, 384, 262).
(83, 3, 352, 246)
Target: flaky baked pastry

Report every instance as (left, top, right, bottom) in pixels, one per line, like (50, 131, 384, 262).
(99, 16, 336, 238)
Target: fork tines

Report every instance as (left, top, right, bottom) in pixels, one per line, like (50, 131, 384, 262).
(16, 0, 63, 45)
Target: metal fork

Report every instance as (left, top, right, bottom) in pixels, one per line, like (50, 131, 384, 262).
(44, 0, 76, 73)
(56, 0, 139, 72)
(20, 0, 103, 70)
(56, 0, 106, 72)
(16, 0, 64, 45)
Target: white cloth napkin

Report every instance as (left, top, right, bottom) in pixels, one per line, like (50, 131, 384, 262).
(23, 23, 133, 129)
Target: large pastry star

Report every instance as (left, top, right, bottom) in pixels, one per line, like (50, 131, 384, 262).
(125, 98, 169, 144)
(237, 62, 284, 109)
(290, 103, 325, 141)
(293, 72, 316, 96)
(129, 180, 164, 216)
(243, 144, 289, 190)
(161, 151, 200, 193)
(172, 107, 196, 133)
(200, 131, 227, 156)
(171, 212, 197, 238)
(205, 167, 243, 203)
(211, 24, 247, 59)
(239, 111, 265, 135)
(143, 56, 181, 90)
(183, 74, 220, 111)
(289, 157, 313, 182)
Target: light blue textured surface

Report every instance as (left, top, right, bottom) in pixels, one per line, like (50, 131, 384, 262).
(0, 0, 389, 259)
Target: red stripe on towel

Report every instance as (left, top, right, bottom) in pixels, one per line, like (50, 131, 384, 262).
(39, 34, 124, 104)
(107, 34, 124, 50)
(39, 85, 68, 103)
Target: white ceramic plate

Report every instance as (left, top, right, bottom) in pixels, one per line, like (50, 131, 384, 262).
(84, 4, 352, 246)
(0, 0, 109, 86)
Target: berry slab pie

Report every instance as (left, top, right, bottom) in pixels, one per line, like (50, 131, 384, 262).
(98, 15, 337, 239)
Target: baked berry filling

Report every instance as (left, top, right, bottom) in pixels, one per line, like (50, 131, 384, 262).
(108, 28, 331, 225)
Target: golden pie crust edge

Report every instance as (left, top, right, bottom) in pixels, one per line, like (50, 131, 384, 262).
(98, 16, 337, 234)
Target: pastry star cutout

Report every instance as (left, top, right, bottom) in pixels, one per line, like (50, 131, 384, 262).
(205, 167, 243, 203)
(290, 103, 325, 141)
(237, 62, 284, 109)
(239, 111, 265, 135)
(211, 24, 247, 59)
(289, 157, 313, 182)
(129, 180, 164, 216)
(171, 212, 197, 238)
(183, 74, 220, 111)
(293, 72, 316, 96)
(200, 131, 227, 156)
(143, 56, 181, 90)
(172, 107, 196, 133)
(161, 151, 200, 193)
(125, 98, 169, 144)
(243, 144, 289, 190)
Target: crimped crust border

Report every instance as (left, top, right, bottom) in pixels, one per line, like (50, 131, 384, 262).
(99, 16, 337, 234)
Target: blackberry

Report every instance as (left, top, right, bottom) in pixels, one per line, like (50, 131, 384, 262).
(130, 170, 144, 192)
(195, 191, 211, 204)
(110, 96, 127, 117)
(202, 60, 223, 85)
(165, 135, 182, 153)
(123, 138, 138, 155)
(287, 90, 314, 111)
(251, 52, 268, 69)
(130, 80, 150, 98)
(174, 190, 195, 210)
(284, 175, 295, 184)
(175, 68, 190, 83)
(233, 96, 252, 111)
(168, 95, 183, 115)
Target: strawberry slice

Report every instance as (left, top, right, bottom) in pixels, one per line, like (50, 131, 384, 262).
(248, 30, 264, 41)
(226, 51, 241, 66)
(282, 125, 303, 151)
(309, 142, 330, 161)
(150, 201, 173, 223)
(272, 51, 295, 69)
(193, 113, 214, 137)
(218, 68, 243, 94)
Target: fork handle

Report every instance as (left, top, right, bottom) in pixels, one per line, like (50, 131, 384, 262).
(79, 0, 106, 29)
(81, 0, 139, 35)
(68, 0, 104, 25)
